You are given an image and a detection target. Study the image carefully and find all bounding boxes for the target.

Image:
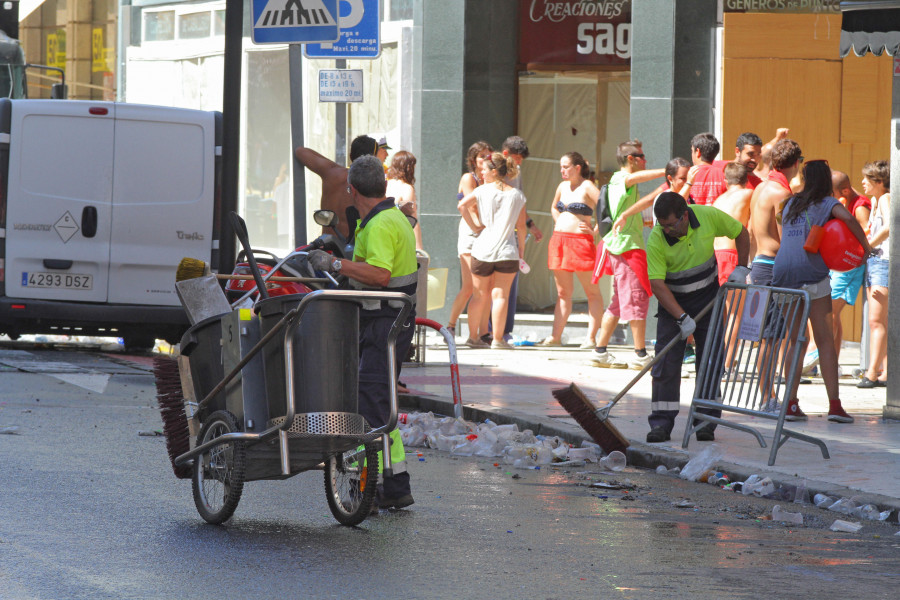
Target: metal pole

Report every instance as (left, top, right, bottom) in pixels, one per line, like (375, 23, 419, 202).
(335, 58, 347, 166)
(219, 0, 243, 272)
(289, 45, 307, 246)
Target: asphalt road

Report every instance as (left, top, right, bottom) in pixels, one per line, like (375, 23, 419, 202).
(1, 342, 898, 599)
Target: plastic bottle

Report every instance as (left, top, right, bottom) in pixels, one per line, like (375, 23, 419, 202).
(600, 450, 627, 472)
(814, 493, 835, 508)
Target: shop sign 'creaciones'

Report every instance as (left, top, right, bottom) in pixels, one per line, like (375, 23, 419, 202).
(519, 0, 632, 67)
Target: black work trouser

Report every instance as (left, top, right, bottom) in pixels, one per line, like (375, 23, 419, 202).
(358, 305, 415, 499)
(649, 284, 722, 434)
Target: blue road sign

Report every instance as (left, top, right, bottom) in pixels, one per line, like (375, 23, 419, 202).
(251, 0, 340, 45)
(305, 0, 381, 59)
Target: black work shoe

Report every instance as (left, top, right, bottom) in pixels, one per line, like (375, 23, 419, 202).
(646, 427, 671, 443)
(695, 428, 715, 442)
(380, 493, 415, 510)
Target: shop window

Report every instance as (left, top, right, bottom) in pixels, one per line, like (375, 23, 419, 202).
(144, 11, 175, 42)
(179, 11, 212, 40)
(214, 9, 226, 36)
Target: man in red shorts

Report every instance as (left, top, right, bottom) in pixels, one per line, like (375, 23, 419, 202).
(591, 140, 665, 370)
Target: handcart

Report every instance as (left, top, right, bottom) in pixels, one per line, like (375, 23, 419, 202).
(172, 289, 413, 526)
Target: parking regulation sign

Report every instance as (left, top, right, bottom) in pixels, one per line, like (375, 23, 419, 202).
(251, 0, 340, 45)
(305, 0, 381, 59)
(319, 69, 363, 103)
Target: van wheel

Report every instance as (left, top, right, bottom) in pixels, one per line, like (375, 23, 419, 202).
(124, 334, 157, 352)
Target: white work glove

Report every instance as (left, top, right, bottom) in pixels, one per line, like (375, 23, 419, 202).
(676, 313, 696, 340)
(728, 265, 751, 284)
(307, 249, 336, 273)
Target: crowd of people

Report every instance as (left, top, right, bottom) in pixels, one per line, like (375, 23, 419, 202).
(296, 128, 889, 450)
(444, 129, 889, 435)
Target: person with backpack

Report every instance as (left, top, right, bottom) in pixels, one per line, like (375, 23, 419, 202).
(590, 140, 665, 369)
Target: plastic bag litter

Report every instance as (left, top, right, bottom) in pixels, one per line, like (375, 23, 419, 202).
(400, 411, 592, 464)
(679, 444, 722, 482)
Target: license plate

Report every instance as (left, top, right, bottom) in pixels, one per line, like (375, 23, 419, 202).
(22, 272, 93, 290)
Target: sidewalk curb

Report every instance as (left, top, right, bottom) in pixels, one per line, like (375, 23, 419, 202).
(400, 392, 900, 519)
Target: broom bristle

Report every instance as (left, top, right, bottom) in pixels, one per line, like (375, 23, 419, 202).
(552, 383, 630, 455)
(176, 257, 209, 283)
(153, 356, 192, 479)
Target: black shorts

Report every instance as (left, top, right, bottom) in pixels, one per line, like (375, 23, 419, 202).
(471, 257, 518, 276)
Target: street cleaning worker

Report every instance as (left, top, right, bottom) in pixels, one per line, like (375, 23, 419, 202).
(308, 154, 417, 510)
(645, 191, 749, 444)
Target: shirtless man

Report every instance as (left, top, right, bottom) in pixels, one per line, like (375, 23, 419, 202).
(294, 135, 379, 238)
(714, 163, 753, 283)
(714, 163, 753, 380)
(748, 138, 802, 286)
(754, 128, 790, 181)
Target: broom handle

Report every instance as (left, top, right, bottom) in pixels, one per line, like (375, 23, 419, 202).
(606, 297, 717, 408)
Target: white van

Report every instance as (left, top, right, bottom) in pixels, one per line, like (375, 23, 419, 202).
(0, 99, 223, 349)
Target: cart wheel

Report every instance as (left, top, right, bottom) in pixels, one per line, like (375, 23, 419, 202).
(324, 443, 378, 526)
(192, 410, 246, 525)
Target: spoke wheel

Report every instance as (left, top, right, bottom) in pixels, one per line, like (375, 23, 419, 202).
(192, 410, 245, 524)
(324, 443, 378, 526)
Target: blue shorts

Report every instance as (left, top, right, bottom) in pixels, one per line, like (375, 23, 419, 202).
(866, 255, 889, 288)
(750, 255, 775, 286)
(830, 264, 866, 304)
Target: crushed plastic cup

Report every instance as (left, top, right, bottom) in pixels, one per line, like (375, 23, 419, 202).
(600, 450, 627, 472)
(772, 505, 804, 525)
(680, 444, 722, 482)
(829, 520, 863, 533)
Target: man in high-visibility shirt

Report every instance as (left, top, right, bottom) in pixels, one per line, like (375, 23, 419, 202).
(645, 191, 749, 443)
(309, 154, 417, 509)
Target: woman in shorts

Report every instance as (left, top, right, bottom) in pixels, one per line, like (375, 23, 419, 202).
(773, 159, 875, 423)
(541, 152, 604, 348)
(447, 141, 493, 339)
(457, 152, 527, 349)
(858, 160, 891, 388)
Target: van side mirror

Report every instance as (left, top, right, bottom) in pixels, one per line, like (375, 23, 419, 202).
(50, 83, 67, 99)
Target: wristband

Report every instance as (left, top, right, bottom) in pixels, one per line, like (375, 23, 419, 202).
(676, 312, 687, 323)
(684, 182, 693, 187)
(526, 218, 534, 228)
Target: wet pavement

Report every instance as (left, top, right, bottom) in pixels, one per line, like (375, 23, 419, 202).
(400, 332, 900, 509)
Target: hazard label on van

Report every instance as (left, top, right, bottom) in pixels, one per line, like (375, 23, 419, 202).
(54, 212, 80, 243)
(22, 272, 93, 290)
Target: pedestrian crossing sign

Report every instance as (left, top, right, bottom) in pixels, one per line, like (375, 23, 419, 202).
(251, 0, 340, 45)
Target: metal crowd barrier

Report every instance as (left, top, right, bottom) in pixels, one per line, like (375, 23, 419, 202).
(683, 282, 830, 466)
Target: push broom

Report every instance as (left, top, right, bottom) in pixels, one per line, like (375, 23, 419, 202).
(553, 299, 715, 455)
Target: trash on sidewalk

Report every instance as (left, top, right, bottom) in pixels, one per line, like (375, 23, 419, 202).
(674, 500, 695, 508)
(829, 519, 863, 533)
(772, 505, 803, 525)
(138, 430, 163, 437)
(599, 450, 627, 472)
(0, 425, 20, 435)
(741, 475, 775, 498)
(679, 444, 722, 482)
(655, 465, 681, 476)
(398, 411, 609, 468)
